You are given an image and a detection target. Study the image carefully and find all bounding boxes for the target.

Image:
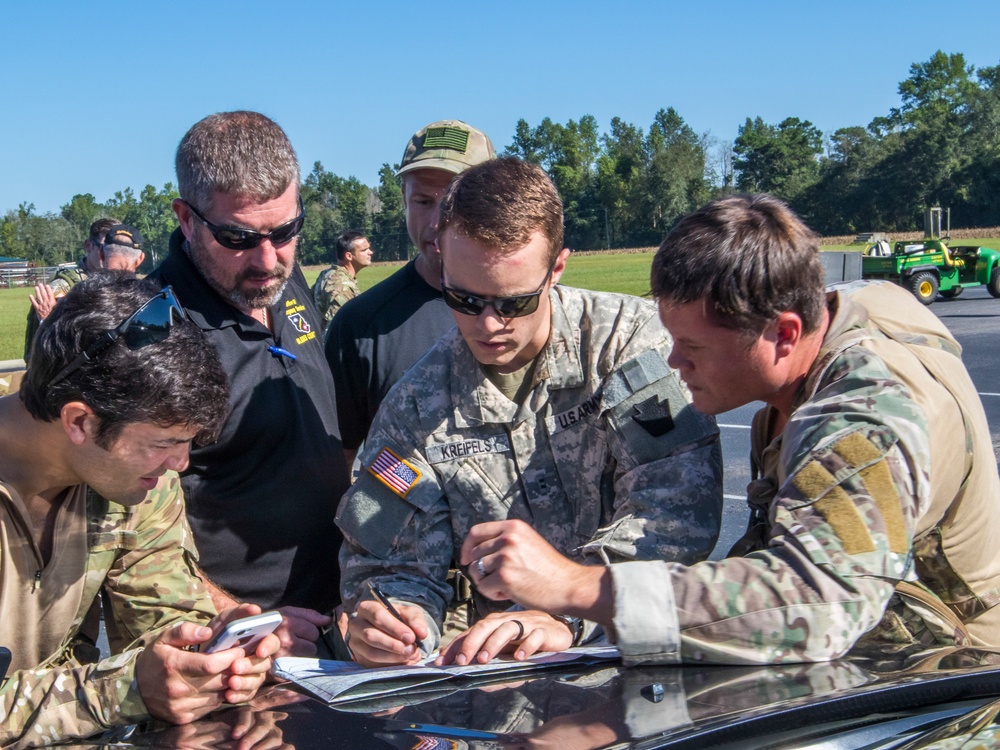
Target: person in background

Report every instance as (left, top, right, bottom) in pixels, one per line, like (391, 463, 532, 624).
(23, 218, 144, 363)
(325, 120, 495, 471)
(312, 230, 373, 332)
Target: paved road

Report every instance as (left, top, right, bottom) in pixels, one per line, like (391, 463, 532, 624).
(710, 285, 1000, 559)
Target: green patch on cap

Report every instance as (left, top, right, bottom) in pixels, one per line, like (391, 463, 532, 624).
(423, 127, 470, 153)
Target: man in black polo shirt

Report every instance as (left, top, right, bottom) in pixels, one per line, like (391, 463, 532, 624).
(325, 120, 495, 470)
(150, 110, 349, 657)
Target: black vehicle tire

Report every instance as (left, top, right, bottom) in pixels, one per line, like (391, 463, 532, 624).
(907, 272, 939, 305)
(940, 286, 964, 299)
(989, 268, 1000, 299)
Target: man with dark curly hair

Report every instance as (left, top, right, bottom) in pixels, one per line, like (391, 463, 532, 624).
(1, 274, 279, 747)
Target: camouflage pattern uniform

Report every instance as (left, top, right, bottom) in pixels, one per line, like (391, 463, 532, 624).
(23, 261, 88, 363)
(337, 286, 723, 651)
(0, 473, 216, 748)
(610, 281, 1000, 665)
(311, 264, 359, 332)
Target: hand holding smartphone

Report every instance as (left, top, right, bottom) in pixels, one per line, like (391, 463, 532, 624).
(200, 610, 282, 654)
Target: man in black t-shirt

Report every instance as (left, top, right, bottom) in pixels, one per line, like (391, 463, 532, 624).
(325, 120, 495, 471)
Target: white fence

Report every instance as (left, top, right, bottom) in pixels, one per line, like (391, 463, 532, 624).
(0, 264, 73, 289)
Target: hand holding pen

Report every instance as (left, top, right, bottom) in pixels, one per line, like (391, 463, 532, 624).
(368, 581, 426, 652)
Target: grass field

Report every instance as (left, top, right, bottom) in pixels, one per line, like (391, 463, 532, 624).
(5, 240, 999, 362)
(303, 250, 659, 297)
(0, 287, 31, 362)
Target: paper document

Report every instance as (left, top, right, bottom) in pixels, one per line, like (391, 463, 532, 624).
(274, 644, 620, 704)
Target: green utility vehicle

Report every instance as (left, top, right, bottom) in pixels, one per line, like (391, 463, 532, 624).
(861, 238, 1000, 305)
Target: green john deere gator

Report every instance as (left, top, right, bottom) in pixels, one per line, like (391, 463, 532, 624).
(861, 238, 1000, 305)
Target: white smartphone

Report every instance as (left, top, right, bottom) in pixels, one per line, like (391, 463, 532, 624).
(200, 610, 283, 654)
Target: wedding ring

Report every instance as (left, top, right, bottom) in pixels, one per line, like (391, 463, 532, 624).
(477, 557, 488, 578)
(511, 619, 525, 641)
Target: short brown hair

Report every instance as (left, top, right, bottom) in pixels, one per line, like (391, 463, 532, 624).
(651, 194, 826, 337)
(438, 157, 563, 264)
(176, 110, 299, 212)
(88, 217, 119, 244)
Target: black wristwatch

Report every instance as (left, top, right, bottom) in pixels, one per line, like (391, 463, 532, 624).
(554, 614, 584, 646)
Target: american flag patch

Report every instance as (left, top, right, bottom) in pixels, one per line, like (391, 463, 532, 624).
(423, 126, 469, 153)
(369, 447, 421, 498)
(410, 736, 458, 750)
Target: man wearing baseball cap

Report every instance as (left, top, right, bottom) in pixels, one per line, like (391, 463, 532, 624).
(325, 120, 495, 471)
(24, 222, 147, 365)
(101, 224, 147, 270)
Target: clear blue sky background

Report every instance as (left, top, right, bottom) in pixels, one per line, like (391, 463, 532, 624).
(4, 0, 999, 216)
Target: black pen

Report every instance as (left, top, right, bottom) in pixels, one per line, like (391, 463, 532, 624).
(368, 581, 425, 651)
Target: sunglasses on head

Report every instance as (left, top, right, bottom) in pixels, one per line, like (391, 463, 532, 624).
(440, 260, 556, 319)
(185, 197, 306, 251)
(49, 286, 186, 388)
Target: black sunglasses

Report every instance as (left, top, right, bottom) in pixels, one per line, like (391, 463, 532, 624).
(49, 287, 186, 388)
(440, 260, 556, 319)
(185, 198, 306, 251)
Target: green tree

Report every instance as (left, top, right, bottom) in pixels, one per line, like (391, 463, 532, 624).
(300, 161, 376, 265)
(733, 116, 822, 202)
(504, 115, 603, 248)
(128, 184, 180, 269)
(60, 193, 106, 242)
(957, 62, 1000, 225)
(595, 117, 646, 247)
(891, 51, 978, 214)
(0, 203, 77, 264)
(371, 163, 408, 261)
(644, 107, 709, 235)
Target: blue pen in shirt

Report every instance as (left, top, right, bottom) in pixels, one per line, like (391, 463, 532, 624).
(268, 345, 297, 361)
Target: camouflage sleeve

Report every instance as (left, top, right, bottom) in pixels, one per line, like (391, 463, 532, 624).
(609, 357, 927, 666)
(0, 475, 216, 747)
(0, 650, 148, 749)
(336, 403, 454, 651)
(325, 290, 353, 325)
(311, 271, 332, 329)
(580, 317, 723, 567)
(102, 473, 216, 652)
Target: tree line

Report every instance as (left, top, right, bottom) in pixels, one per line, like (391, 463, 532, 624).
(3, 50, 998, 270)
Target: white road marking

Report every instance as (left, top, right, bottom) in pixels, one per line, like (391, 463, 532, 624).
(979, 392, 1000, 397)
(724, 494, 745, 501)
(718, 423, 751, 429)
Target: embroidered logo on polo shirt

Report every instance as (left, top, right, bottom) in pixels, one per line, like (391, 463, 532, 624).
(370, 447, 422, 498)
(284, 298, 316, 345)
(288, 313, 311, 335)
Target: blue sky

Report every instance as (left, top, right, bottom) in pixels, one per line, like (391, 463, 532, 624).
(4, 0, 1000, 216)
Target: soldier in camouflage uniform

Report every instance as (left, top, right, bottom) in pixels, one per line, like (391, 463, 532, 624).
(312, 231, 372, 332)
(23, 220, 146, 364)
(337, 158, 723, 667)
(1, 274, 278, 748)
(460, 193, 1000, 667)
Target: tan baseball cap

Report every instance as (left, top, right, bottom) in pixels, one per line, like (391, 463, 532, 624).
(396, 120, 495, 178)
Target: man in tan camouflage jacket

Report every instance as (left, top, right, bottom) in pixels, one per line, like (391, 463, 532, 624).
(1, 274, 279, 748)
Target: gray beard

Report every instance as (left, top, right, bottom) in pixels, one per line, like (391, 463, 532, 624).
(185, 238, 292, 310)
(226, 275, 290, 310)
